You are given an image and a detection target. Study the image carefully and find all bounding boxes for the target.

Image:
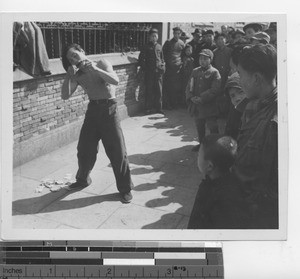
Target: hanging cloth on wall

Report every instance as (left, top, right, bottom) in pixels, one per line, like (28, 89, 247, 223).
(13, 21, 51, 77)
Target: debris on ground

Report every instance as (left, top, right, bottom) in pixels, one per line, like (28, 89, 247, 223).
(36, 174, 74, 193)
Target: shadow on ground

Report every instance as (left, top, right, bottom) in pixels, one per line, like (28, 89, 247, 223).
(128, 144, 200, 229)
(141, 110, 198, 143)
(12, 190, 121, 216)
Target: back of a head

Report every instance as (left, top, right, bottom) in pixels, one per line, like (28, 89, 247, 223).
(238, 44, 277, 82)
(231, 44, 251, 66)
(202, 134, 237, 173)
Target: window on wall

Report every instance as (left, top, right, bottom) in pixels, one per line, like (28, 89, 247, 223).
(36, 22, 153, 59)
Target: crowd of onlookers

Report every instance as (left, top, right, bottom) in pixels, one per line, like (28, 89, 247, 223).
(138, 22, 278, 230)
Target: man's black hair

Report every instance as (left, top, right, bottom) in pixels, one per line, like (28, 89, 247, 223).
(215, 32, 227, 40)
(231, 44, 251, 66)
(61, 43, 84, 72)
(202, 134, 237, 173)
(238, 44, 277, 82)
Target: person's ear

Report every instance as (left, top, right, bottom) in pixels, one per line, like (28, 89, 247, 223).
(253, 72, 263, 85)
(206, 160, 214, 173)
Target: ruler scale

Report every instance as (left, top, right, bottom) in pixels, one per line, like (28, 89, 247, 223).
(0, 241, 224, 278)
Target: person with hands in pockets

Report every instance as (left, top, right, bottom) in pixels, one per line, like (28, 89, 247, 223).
(186, 49, 221, 152)
(61, 43, 134, 204)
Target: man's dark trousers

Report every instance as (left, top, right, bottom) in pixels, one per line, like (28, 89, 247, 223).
(76, 99, 133, 194)
(144, 71, 163, 111)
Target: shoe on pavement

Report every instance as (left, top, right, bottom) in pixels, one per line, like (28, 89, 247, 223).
(120, 191, 133, 203)
(66, 176, 92, 191)
(191, 144, 201, 152)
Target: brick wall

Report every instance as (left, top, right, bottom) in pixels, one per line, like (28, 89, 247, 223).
(13, 56, 145, 167)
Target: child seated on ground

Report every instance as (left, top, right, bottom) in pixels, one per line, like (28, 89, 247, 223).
(187, 134, 248, 229)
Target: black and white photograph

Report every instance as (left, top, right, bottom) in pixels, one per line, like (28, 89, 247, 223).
(0, 13, 287, 240)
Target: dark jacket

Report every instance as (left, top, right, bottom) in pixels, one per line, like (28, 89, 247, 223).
(162, 38, 185, 73)
(182, 55, 194, 81)
(138, 42, 165, 75)
(186, 65, 221, 119)
(225, 98, 249, 140)
(199, 41, 217, 52)
(212, 46, 232, 88)
(233, 88, 278, 203)
(189, 39, 202, 68)
(188, 172, 248, 229)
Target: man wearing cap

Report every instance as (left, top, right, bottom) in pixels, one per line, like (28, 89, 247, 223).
(189, 28, 203, 68)
(213, 34, 232, 85)
(162, 27, 185, 109)
(212, 33, 232, 117)
(200, 30, 217, 52)
(243, 22, 263, 41)
(138, 28, 165, 115)
(186, 49, 221, 151)
(250, 32, 270, 45)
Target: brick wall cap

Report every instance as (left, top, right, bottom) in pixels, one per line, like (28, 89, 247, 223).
(13, 52, 140, 83)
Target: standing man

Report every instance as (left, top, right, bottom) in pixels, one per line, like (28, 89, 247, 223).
(200, 30, 217, 52)
(189, 28, 202, 68)
(213, 33, 232, 90)
(163, 27, 185, 109)
(234, 44, 278, 229)
(213, 33, 232, 117)
(61, 43, 133, 203)
(138, 28, 165, 115)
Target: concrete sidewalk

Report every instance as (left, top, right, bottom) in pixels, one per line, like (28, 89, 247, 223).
(13, 109, 204, 230)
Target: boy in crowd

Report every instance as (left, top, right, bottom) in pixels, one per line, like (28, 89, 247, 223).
(234, 44, 278, 229)
(188, 134, 248, 229)
(228, 29, 247, 49)
(163, 27, 185, 110)
(138, 28, 165, 115)
(186, 49, 221, 151)
(61, 43, 133, 203)
(243, 22, 263, 41)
